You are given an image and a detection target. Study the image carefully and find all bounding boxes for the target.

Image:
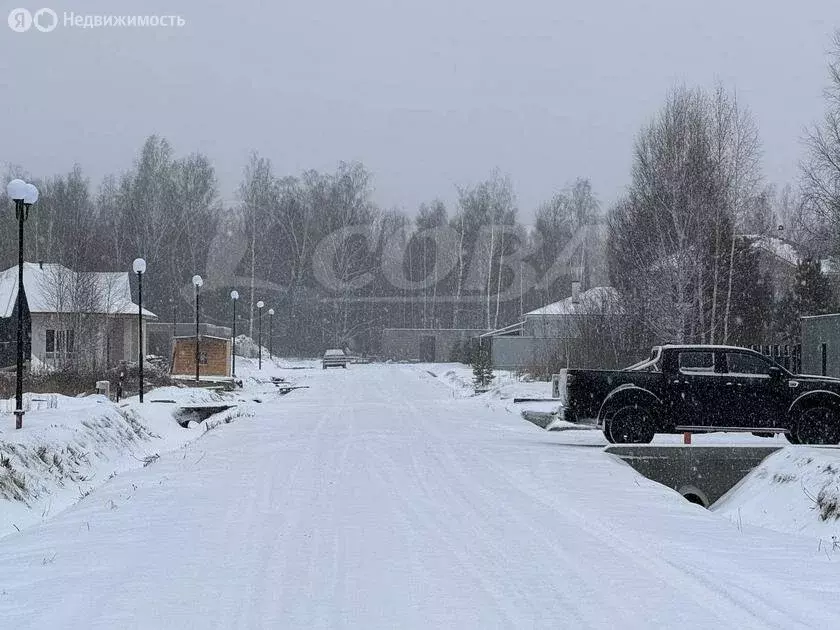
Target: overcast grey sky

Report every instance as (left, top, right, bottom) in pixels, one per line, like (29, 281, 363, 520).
(0, 0, 836, 220)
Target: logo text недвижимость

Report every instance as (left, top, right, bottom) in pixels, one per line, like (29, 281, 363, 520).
(8, 8, 186, 32)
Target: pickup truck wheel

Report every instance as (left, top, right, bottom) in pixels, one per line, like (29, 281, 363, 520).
(795, 406, 840, 445)
(606, 405, 655, 444)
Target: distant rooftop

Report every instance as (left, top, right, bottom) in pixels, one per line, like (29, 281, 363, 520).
(741, 234, 838, 274)
(525, 286, 623, 317)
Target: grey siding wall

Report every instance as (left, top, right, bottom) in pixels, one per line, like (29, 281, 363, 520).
(801, 315, 840, 377)
(381, 329, 485, 362)
(491, 337, 564, 371)
(524, 316, 575, 337)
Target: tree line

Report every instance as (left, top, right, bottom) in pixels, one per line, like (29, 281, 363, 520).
(2, 31, 840, 358)
(0, 140, 603, 355)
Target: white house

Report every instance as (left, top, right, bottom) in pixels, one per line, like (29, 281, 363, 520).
(0, 262, 157, 369)
(479, 283, 626, 370)
(522, 285, 624, 337)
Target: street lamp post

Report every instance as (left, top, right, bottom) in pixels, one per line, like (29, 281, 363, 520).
(230, 290, 239, 377)
(257, 300, 264, 370)
(133, 258, 146, 403)
(7, 179, 38, 430)
(268, 308, 275, 360)
(192, 275, 203, 382)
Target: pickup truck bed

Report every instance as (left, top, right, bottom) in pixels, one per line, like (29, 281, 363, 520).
(564, 369, 664, 424)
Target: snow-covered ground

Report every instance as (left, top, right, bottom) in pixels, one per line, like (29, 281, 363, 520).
(0, 366, 277, 537)
(0, 362, 839, 628)
(420, 363, 561, 419)
(0, 392, 202, 537)
(714, 447, 840, 542)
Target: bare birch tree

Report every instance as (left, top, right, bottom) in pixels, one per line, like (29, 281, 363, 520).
(710, 85, 762, 343)
(802, 30, 840, 255)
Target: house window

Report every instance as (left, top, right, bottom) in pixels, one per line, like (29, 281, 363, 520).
(46, 329, 75, 358)
(64, 330, 75, 354)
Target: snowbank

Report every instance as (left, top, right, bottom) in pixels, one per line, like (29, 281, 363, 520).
(234, 356, 318, 391)
(426, 364, 478, 397)
(713, 447, 840, 540)
(0, 384, 253, 538)
(233, 334, 267, 359)
(419, 363, 541, 398)
(232, 335, 306, 363)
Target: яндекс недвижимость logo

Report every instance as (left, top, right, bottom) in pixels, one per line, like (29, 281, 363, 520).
(8, 7, 57, 32)
(7, 8, 185, 32)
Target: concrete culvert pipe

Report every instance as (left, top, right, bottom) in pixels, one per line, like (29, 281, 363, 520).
(678, 485, 710, 508)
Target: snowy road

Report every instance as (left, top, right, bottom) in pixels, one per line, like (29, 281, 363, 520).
(1, 364, 840, 629)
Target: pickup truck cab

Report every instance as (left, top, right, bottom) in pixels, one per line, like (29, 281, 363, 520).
(562, 345, 840, 445)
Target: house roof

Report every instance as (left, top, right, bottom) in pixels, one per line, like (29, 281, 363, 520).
(0, 263, 157, 319)
(479, 320, 525, 338)
(173, 335, 230, 342)
(525, 286, 623, 317)
(741, 234, 838, 274)
(744, 235, 799, 266)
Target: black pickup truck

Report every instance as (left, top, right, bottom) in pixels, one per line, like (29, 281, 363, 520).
(561, 345, 840, 445)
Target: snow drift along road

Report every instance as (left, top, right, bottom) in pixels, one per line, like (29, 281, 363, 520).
(714, 447, 840, 540)
(0, 364, 838, 629)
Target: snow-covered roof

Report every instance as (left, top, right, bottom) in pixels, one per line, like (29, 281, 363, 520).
(0, 263, 157, 319)
(479, 320, 525, 338)
(525, 286, 623, 317)
(743, 235, 838, 275)
(648, 236, 839, 276)
(746, 235, 800, 266)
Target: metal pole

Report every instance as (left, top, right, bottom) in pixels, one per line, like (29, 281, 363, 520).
(269, 312, 273, 360)
(15, 204, 25, 429)
(232, 298, 236, 377)
(258, 308, 262, 370)
(138, 271, 144, 403)
(171, 301, 177, 371)
(195, 285, 200, 382)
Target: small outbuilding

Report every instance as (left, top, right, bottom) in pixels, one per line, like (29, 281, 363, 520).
(171, 335, 232, 378)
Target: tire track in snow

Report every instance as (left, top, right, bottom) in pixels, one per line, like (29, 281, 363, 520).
(395, 374, 800, 629)
(471, 446, 808, 630)
(389, 400, 620, 628)
(379, 369, 594, 627)
(360, 438, 521, 628)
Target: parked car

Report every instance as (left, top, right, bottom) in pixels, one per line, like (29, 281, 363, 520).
(322, 349, 349, 369)
(560, 344, 840, 445)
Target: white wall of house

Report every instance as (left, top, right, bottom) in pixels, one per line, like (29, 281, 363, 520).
(125, 317, 135, 361)
(30, 314, 50, 366)
(122, 316, 149, 361)
(29, 313, 150, 368)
